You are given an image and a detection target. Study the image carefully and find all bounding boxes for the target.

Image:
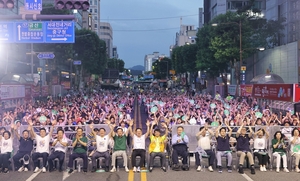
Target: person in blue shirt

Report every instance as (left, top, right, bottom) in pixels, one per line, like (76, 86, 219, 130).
(171, 126, 189, 171)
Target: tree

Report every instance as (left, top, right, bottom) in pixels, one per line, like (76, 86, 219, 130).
(152, 57, 171, 79)
(107, 58, 125, 73)
(73, 29, 107, 75)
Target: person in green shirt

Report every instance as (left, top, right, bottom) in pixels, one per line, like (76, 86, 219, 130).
(110, 120, 132, 172)
(68, 128, 88, 173)
(272, 131, 289, 173)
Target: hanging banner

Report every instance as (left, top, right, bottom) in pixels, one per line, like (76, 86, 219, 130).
(253, 84, 293, 102)
(240, 85, 253, 97)
(227, 85, 237, 95)
(294, 84, 300, 102)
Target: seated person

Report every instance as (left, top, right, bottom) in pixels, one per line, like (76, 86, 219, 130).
(171, 126, 189, 171)
(48, 129, 68, 172)
(215, 121, 233, 173)
(67, 128, 88, 173)
(290, 128, 300, 172)
(89, 123, 112, 172)
(129, 120, 150, 172)
(110, 121, 132, 172)
(253, 128, 269, 172)
(13, 125, 33, 172)
(236, 123, 255, 174)
(195, 124, 215, 172)
(29, 120, 55, 173)
(0, 124, 14, 173)
(149, 121, 168, 172)
(272, 131, 289, 173)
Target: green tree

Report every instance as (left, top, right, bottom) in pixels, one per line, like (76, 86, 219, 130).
(152, 57, 171, 79)
(107, 58, 125, 72)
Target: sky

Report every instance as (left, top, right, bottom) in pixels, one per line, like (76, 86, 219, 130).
(100, 0, 204, 68)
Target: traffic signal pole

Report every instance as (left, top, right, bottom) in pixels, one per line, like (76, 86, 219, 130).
(0, 14, 76, 20)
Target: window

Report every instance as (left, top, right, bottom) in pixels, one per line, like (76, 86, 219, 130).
(94, 9, 97, 13)
(231, 1, 243, 9)
(94, 0, 97, 5)
(252, 1, 262, 9)
(89, 9, 92, 13)
(89, 0, 92, 5)
(94, 16, 97, 20)
(94, 24, 97, 28)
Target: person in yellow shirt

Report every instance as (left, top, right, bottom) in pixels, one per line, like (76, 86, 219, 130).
(148, 121, 168, 172)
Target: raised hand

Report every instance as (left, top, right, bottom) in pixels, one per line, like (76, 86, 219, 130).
(129, 120, 134, 127)
(28, 119, 33, 126)
(146, 120, 150, 127)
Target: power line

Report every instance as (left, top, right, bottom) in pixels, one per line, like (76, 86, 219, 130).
(113, 27, 179, 32)
(100, 14, 198, 21)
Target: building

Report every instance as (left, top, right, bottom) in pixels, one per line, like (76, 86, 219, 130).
(175, 24, 197, 47)
(83, 0, 100, 35)
(265, 0, 300, 45)
(0, 0, 25, 15)
(99, 22, 113, 58)
(203, 0, 266, 23)
(144, 52, 166, 72)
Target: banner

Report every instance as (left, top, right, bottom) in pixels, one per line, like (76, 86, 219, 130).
(240, 85, 253, 97)
(253, 84, 293, 102)
(31, 85, 49, 97)
(0, 85, 25, 100)
(294, 84, 300, 102)
(227, 85, 237, 95)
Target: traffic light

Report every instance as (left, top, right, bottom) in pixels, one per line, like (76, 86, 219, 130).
(0, 0, 14, 8)
(55, 0, 90, 10)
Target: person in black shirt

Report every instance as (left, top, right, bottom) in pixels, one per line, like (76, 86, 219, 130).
(236, 123, 255, 174)
(13, 126, 33, 172)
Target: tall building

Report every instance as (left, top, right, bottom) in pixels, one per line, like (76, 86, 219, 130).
(99, 22, 113, 58)
(175, 24, 197, 47)
(86, 0, 100, 35)
(203, 0, 266, 23)
(266, 0, 300, 45)
(144, 52, 166, 72)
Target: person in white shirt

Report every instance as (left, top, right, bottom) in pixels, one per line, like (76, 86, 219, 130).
(290, 128, 300, 172)
(129, 120, 150, 172)
(48, 129, 68, 172)
(195, 124, 215, 172)
(90, 123, 113, 173)
(29, 120, 55, 173)
(0, 124, 14, 173)
(253, 128, 269, 172)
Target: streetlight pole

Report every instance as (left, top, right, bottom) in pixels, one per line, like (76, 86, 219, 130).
(239, 19, 242, 86)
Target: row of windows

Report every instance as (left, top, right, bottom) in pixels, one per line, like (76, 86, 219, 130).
(89, 0, 98, 5)
(100, 26, 110, 30)
(227, 1, 263, 10)
(291, 11, 300, 20)
(89, 8, 98, 13)
(100, 32, 112, 39)
(291, 1, 300, 10)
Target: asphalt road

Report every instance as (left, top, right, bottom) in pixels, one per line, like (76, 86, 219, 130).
(2, 99, 300, 181)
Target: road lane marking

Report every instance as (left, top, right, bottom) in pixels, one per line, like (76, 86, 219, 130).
(241, 173, 254, 181)
(128, 170, 134, 181)
(25, 170, 41, 181)
(63, 170, 74, 180)
(141, 171, 147, 181)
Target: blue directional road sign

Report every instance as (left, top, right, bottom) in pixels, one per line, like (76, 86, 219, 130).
(0, 22, 14, 43)
(45, 21, 75, 43)
(25, 0, 42, 11)
(15, 22, 44, 43)
(73, 60, 81, 65)
(37, 52, 55, 59)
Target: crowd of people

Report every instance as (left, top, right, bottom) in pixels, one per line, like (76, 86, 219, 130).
(0, 89, 299, 175)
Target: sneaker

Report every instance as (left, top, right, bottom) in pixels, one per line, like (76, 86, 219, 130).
(161, 167, 166, 172)
(208, 166, 214, 172)
(238, 165, 244, 174)
(276, 168, 280, 173)
(137, 167, 141, 172)
(133, 166, 137, 172)
(59, 168, 63, 172)
(283, 168, 289, 173)
(34, 167, 39, 173)
(250, 165, 255, 175)
(68, 169, 74, 174)
(42, 167, 46, 173)
(110, 167, 116, 173)
(197, 166, 201, 172)
(125, 167, 129, 172)
(260, 166, 263, 172)
(263, 166, 267, 172)
(24, 167, 28, 172)
(91, 167, 96, 173)
(218, 166, 222, 173)
(227, 166, 232, 173)
(3, 168, 9, 174)
(149, 167, 153, 172)
(105, 167, 109, 172)
(295, 167, 300, 173)
(18, 166, 24, 172)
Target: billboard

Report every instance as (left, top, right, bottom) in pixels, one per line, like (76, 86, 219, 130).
(227, 85, 237, 96)
(0, 85, 25, 100)
(240, 85, 253, 97)
(102, 69, 119, 79)
(252, 84, 293, 102)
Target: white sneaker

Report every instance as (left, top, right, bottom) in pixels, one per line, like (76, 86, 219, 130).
(133, 166, 137, 172)
(263, 166, 267, 172)
(125, 167, 129, 172)
(137, 167, 141, 172)
(34, 167, 39, 173)
(260, 166, 263, 172)
(18, 166, 24, 172)
(110, 167, 116, 172)
(42, 167, 46, 173)
(208, 166, 214, 172)
(24, 167, 28, 172)
(197, 166, 201, 172)
(283, 168, 289, 173)
(276, 168, 280, 173)
(295, 167, 300, 173)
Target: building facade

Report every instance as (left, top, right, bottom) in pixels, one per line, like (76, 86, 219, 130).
(99, 22, 113, 58)
(85, 0, 100, 35)
(144, 52, 166, 72)
(175, 25, 197, 47)
(112, 46, 118, 59)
